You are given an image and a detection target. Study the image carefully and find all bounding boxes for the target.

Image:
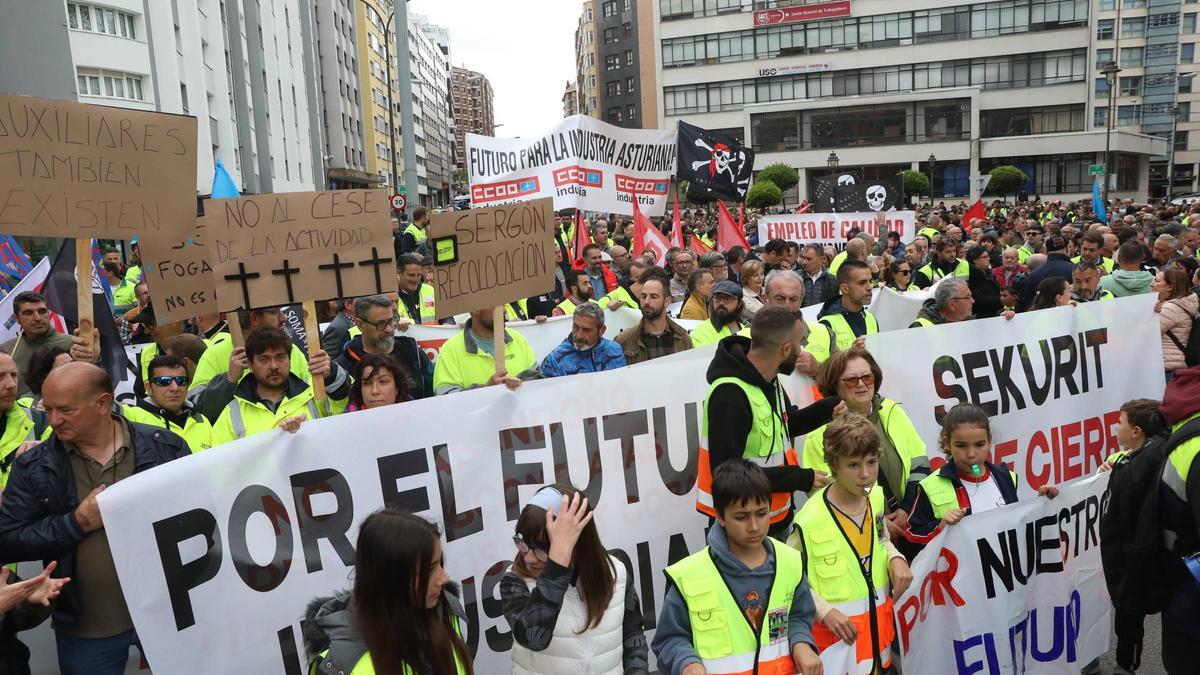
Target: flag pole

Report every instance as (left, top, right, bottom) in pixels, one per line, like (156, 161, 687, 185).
(492, 306, 506, 379)
(74, 239, 97, 354)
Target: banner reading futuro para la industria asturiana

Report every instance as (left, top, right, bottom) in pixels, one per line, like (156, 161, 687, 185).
(464, 115, 675, 217)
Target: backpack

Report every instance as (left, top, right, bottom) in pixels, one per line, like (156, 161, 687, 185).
(1100, 417, 1200, 615)
(1164, 309, 1200, 368)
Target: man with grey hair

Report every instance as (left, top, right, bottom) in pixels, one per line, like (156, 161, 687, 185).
(334, 295, 433, 398)
(698, 251, 729, 282)
(541, 302, 627, 377)
(1153, 234, 1182, 270)
(910, 277, 974, 327)
(590, 221, 611, 251)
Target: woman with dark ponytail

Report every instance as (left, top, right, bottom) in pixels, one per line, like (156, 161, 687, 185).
(304, 509, 473, 675)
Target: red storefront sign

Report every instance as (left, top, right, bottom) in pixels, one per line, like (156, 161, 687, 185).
(753, 0, 852, 26)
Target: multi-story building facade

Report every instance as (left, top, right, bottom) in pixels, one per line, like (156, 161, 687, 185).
(654, 0, 1167, 203)
(355, 0, 400, 191)
(54, 0, 324, 196)
(564, 80, 580, 116)
(1092, 0, 1199, 199)
(451, 66, 496, 169)
(412, 14, 456, 208)
(576, 1, 601, 118)
(315, 0, 371, 189)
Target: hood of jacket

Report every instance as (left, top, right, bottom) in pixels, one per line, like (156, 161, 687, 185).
(819, 293, 850, 318)
(1162, 365, 1200, 425)
(915, 298, 946, 325)
(707, 336, 772, 390)
(705, 522, 779, 594)
(1105, 269, 1155, 294)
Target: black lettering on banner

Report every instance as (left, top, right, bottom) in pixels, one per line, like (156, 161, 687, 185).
(276, 625, 303, 675)
(549, 421, 603, 505)
(653, 404, 700, 495)
(603, 411, 649, 505)
(499, 426, 549, 521)
(290, 469, 356, 573)
(977, 496, 1098, 599)
(481, 560, 513, 653)
(152, 508, 222, 631)
(228, 484, 293, 592)
(377, 449, 432, 512)
(608, 541, 663, 630)
(434, 443, 484, 542)
(460, 575, 482, 656)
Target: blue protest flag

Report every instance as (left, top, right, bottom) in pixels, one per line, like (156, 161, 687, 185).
(212, 157, 241, 199)
(1093, 176, 1107, 223)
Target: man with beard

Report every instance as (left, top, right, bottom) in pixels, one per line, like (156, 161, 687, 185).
(209, 327, 349, 443)
(336, 295, 433, 398)
(913, 237, 969, 289)
(818, 260, 879, 351)
(554, 270, 594, 316)
(394, 253, 444, 327)
(540, 302, 627, 377)
(696, 305, 842, 540)
(615, 271, 692, 365)
(690, 281, 746, 346)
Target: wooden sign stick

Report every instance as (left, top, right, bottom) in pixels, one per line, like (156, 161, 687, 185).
(492, 307, 506, 379)
(303, 300, 327, 402)
(74, 239, 98, 355)
(227, 315, 245, 348)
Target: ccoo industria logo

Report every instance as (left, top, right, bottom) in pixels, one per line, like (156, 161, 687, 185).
(470, 177, 541, 204)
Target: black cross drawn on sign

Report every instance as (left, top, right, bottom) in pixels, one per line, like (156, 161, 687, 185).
(358, 246, 393, 294)
(223, 262, 261, 310)
(319, 253, 356, 299)
(271, 258, 301, 304)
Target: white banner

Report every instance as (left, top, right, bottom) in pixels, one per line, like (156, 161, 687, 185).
(897, 473, 1111, 673)
(465, 115, 676, 216)
(866, 277, 948, 333)
(757, 211, 916, 251)
(866, 295, 1164, 494)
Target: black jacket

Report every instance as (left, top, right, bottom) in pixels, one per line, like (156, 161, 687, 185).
(334, 334, 434, 399)
(0, 419, 191, 629)
(967, 266, 1002, 319)
(1019, 252, 1074, 309)
(705, 336, 840, 497)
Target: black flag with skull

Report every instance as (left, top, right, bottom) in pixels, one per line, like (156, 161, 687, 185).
(675, 121, 755, 201)
(835, 175, 905, 212)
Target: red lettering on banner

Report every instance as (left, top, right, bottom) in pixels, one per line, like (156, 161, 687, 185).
(615, 175, 669, 195)
(1061, 421, 1083, 481)
(1026, 430, 1052, 490)
(552, 166, 604, 188)
(897, 547, 967, 652)
(993, 439, 1018, 473)
(1020, 411, 1121, 489)
(417, 338, 448, 363)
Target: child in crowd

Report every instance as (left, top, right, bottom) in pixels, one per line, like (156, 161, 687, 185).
(905, 403, 1059, 545)
(654, 459, 822, 675)
(789, 415, 913, 674)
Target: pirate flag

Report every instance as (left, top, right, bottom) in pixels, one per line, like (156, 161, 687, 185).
(835, 175, 905, 213)
(811, 171, 862, 213)
(676, 121, 755, 201)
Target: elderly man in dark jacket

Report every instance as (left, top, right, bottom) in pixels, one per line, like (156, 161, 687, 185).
(1019, 234, 1074, 309)
(0, 362, 190, 675)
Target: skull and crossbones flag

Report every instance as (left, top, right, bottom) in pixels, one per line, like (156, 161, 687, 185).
(676, 121, 755, 201)
(835, 174, 905, 213)
(812, 171, 861, 213)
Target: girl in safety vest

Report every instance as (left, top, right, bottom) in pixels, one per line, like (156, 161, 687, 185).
(305, 509, 473, 675)
(788, 415, 913, 674)
(904, 404, 1059, 547)
(654, 459, 823, 675)
(501, 485, 648, 675)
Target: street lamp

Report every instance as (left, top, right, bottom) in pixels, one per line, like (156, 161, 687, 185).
(826, 151, 839, 168)
(1101, 61, 1121, 209)
(928, 154, 937, 203)
(1168, 73, 1198, 199)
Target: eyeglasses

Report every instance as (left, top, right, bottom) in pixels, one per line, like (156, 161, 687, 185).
(840, 373, 875, 387)
(952, 294, 974, 301)
(896, 269, 911, 275)
(512, 535, 549, 562)
(364, 317, 397, 332)
(150, 375, 189, 387)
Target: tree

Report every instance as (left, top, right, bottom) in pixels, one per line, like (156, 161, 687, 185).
(452, 168, 468, 195)
(900, 170, 930, 201)
(756, 163, 799, 208)
(745, 180, 783, 210)
(986, 165, 1029, 200)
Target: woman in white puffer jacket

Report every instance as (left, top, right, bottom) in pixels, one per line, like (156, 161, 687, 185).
(501, 485, 648, 675)
(1153, 266, 1199, 380)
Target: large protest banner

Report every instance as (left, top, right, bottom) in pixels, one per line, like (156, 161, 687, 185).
(206, 189, 395, 311)
(896, 473, 1111, 674)
(757, 211, 916, 251)
(866, 295, 1163, 493)
(100, 349, 719, 675)
(867, 278, 947, 332)
(0, 94, 197, 241)
(427, 199, 557, 319)
(465, 115, 676, 216)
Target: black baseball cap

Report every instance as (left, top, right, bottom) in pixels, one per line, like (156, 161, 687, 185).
(1045, 235, 1067, 252)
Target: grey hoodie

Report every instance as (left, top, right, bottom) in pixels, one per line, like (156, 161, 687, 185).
(1100, 269, 1154, 298)
(651, 525, 817, 675)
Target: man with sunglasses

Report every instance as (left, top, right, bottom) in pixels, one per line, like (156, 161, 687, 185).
(121, 355, 213, 452)
(335, 295, 433, 399)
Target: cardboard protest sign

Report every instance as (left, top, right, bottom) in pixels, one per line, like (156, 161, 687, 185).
(0, 94, 197, 241)
(139, 217, 220, 323)
(427, 198, 556, 318)
(207, 189, 396, 311)
(757, 211, 915, 252)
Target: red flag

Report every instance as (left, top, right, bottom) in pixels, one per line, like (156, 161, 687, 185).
(961, 200, 985, 233)
(633, 198, 671, 264)
(737, 202, 745, 232)
(689, 233, 713, 256)
(795, 200, 812, 214)
(716, 201, 752, 253)
(571, 210, 591, 268)
(671, 192, 685, 250)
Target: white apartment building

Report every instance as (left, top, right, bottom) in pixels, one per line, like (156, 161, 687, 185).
(50, 1, 324, 196)
(315, 0, 372, 189)
(653, 0, 1168, 203)
(1091, 0, 1200, 199)
(411, 14, 456, 208)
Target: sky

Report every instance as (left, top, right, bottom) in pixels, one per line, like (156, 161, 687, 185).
(408, 0, 578, 139)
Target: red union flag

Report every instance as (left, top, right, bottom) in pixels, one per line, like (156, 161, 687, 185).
(754, 0, 852, 25)
(633, 198, 670, 264)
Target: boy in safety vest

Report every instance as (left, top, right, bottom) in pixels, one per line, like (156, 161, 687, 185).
(789, 414, 912, 674)
(654, 458, 823, 675)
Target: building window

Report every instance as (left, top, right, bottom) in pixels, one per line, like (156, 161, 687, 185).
(626, 104, 636, 120)
(77, 68, 144, 101)
(77, 73, 101, 96)
(1121, 17, 1145, 38)
(607, 106, 623, 123)
(1099, 0, 1114, 9)
(1094, 107, 1108, 127)
(981, 105, 1085, 138)
(1177, 131, 1191, 151)
(606, 54, 620, 71)
(623, 22, 632, 39)
(1186, 13, 1198, 33)
(1123, 0, 1147, 7)
(602, 1, 617, 18)
(1097, 19, 1115, 40)
(1096, 48, 1113, 67)
(624, 50, 634, 66)
(1117, 104, 1142, 126)
(1148, 12, 1180, 30)
(607, 80, 622, 96)
(1119, 46, 1143, 67)
(1184, 43, 1196, 64)
(1119, 76, 1142, 96)
(1146, 43, 1178, 60)
(624, 0, 631, 10)
(68, 3, 136, 39)
(603, 27, 619, 43)
(626, 77, 635, 93)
